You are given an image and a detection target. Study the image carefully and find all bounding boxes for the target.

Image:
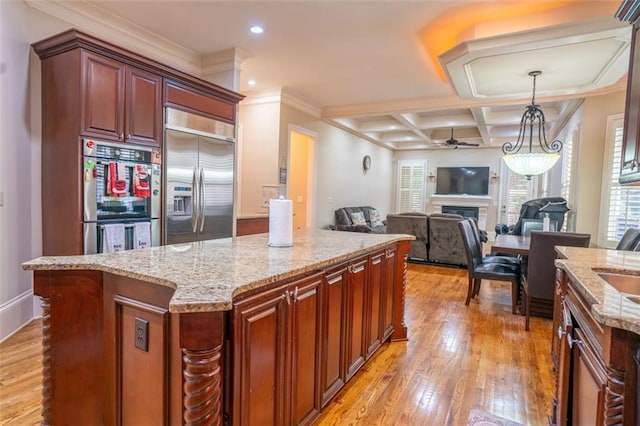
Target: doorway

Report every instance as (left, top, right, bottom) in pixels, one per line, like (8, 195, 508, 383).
(288, 127, 316, 230)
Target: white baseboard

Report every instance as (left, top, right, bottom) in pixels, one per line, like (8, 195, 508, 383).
(0, 290, 35, 343)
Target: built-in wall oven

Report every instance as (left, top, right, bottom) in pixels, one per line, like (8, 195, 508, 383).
(82, 139, 161, 254)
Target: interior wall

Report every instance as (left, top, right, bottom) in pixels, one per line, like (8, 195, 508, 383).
(574, 90, 626, 242)
(237, 98, 281, 216)
(0, 0, 69, 342)
(393, 148, 503, 232)
(314, 126, 394, 229)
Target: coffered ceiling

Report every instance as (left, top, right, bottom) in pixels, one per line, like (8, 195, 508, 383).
(27, 0, 631, 151)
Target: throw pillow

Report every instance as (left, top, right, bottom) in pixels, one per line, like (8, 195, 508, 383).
(369, 209, 384, 227)
(350, 211, 367, 226)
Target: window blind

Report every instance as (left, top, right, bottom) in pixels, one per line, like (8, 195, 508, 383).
(605, 119, 640, 246)
(397, 160, 426, 212)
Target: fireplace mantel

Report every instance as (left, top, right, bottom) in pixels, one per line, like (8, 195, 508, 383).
(429, 194, 492, 229)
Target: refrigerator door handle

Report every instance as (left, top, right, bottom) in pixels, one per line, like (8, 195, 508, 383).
(192, 166, 198, 233)
(199, 166, 205, 232)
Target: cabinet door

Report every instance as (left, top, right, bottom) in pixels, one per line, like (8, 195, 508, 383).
(554, 300, 574, 426)
(620, 25, 640, 184)
(81, 51, 125, 140)
(125, 66, 162, 146)
(345, 257, 367, 380)
(290, 273, 322, 426)
(365, 251, 384, 358)
(571, 328, 607, 426)
(320, 265, 347, 407)
(381, 246, 397, 341)
(233, 285, 288, 426)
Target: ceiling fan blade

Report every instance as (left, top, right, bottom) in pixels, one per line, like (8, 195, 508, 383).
(458, 141, 480, 147)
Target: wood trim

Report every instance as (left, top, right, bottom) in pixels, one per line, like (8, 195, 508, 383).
(40, 297, 51, 425)
(391, 240, 410, 341)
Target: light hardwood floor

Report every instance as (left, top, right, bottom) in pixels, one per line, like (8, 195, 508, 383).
(0, 264, 553, 425)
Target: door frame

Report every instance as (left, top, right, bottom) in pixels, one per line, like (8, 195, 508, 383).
(287, 125, 317, 228)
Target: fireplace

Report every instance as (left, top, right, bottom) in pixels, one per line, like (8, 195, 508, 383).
(429, 194, 491, 230)
(442, 206, 479, 219)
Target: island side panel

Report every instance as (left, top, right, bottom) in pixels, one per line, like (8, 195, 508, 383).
(391, 239, 410, 341)
(33, 270, 105, 425)
(102, 273, 175, 425)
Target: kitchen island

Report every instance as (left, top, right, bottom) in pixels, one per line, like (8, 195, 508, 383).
(23, 229, 413, 425)
(552, 247, 640, 425)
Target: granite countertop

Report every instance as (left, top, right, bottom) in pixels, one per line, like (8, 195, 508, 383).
(555, 246, 640, 335)
(23, 229, 414, 314)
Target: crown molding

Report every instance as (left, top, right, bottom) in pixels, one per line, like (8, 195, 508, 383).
(24, 0, 202, 76)
(202, 48, 249, 76)
(280, 88, 322, 118)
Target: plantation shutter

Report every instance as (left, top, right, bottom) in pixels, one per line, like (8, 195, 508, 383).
(560, 136, 574, 231)
(502, 170, 536, 226)
(604, 118, 640, 247)
(397, 160, 426, 212)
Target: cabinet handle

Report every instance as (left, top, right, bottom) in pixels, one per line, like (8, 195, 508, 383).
(119, 133, 124, 140)
(127, 133, 131, 141)
(557, 326, 565, 341)
(567, 334, 575, 349)
(284, 290, 291, 305)
(293, 287, 299, 302)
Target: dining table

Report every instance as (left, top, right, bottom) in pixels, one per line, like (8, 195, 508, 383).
(490, 234, 531, 257)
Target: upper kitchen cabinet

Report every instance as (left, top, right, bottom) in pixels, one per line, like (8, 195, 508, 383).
(617, 0, 640, 184)
(81, 51, 162, 145)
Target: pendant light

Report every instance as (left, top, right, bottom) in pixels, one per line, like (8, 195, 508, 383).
(501, 71, 563, 180)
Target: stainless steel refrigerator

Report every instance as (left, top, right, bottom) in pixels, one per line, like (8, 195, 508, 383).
(164, 108, 235, 244)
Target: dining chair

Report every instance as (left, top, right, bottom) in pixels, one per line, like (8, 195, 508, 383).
(466, 219, 521, 268)
(458, 220, 521, 314)
(522, 231, 591, 331)
(616, 228, 640, 251)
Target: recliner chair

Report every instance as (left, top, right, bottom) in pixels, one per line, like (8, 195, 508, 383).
(495, 197, 569, 236)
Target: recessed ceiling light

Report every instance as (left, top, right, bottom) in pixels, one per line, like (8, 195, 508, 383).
(248, 80, 256, 86)
(250, 25, 264, 34)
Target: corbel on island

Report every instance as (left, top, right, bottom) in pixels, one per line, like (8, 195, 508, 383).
(23, 229, 414, 425)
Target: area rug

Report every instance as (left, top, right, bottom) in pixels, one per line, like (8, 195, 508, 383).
(467, 408, 524, 426)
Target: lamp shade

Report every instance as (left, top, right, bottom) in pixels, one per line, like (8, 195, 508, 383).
(502, 152, 560, 179)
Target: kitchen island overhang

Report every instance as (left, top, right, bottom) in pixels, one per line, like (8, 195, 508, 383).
(23, 229, 414, 425)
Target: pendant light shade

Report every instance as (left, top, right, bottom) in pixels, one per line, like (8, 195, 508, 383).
(501, 71, 562, 179)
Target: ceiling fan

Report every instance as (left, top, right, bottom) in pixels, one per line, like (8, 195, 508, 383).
(445, 128, 480, 148)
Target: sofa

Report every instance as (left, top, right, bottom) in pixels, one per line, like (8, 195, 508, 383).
(386, 212, 488, 266)
(334, 206, 387, 234)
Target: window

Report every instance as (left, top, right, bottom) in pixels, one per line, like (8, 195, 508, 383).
(601, 115, 640, 247)
(499, 162, 537, 226)
(397, 160, 426, 212)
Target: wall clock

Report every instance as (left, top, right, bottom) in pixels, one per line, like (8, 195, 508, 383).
(363, 155, 371, 172)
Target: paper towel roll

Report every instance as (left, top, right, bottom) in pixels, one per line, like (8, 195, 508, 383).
(269, 196, 293, 247)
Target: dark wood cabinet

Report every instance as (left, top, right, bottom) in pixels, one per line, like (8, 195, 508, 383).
(551, 268, 639, 425)
(81, 51, 162, 145)
(616, 1, 640, 184)
(33, 29, 243, 255)
(233, 273, 322, 426)
(345, 256, 368, 380)
(365, 251, 384, 358)
(320, 264, 348, 407)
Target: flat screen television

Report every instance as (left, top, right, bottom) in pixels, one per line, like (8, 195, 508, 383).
(435, 166, 490, 195)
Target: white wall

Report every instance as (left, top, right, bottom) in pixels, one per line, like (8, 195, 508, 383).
(314, 126, 394, 228)
(0, 0, 69, 341)
(237, 98, 281, 216)
(574, 91, 626, 242)
(393, 148, 503, 232)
